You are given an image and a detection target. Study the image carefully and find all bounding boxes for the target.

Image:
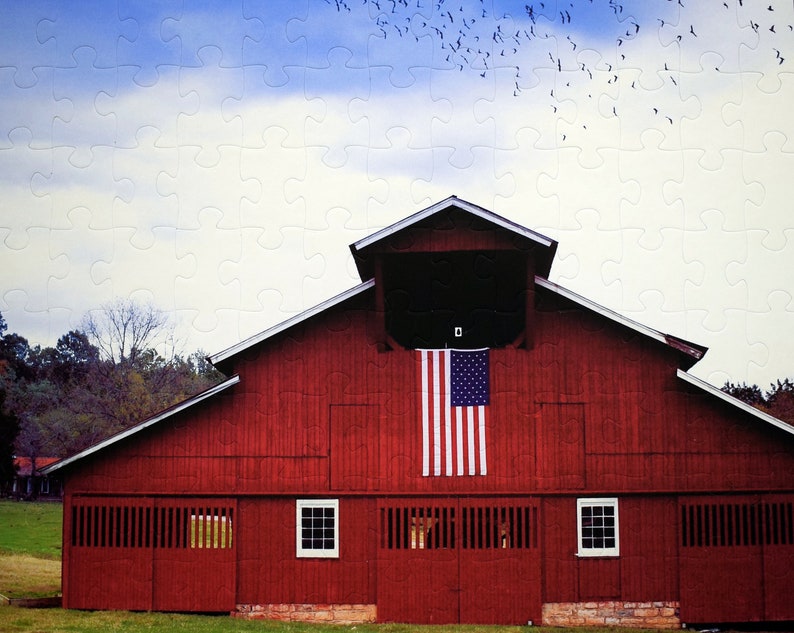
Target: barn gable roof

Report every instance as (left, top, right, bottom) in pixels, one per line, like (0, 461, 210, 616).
(40, 374, 240, 475)
(209, 200, 704, 366)
(350, 195, 559, 281)
(42, 197, 793, 475)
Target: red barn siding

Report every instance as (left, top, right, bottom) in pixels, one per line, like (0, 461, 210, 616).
(64, 495, 154, 610)
(541, 497, 579, 603)
(64, 495, 236, 612)
(679, 493, 794, 623)
(542, 495, 682, 606)
(236, 497, 375, 605)
(57, 273, 794, 624)
(65, 290, 794, 500)
(620, 497, 678, 601)
(535, 403, 585, 489)
(376, 497, 541, 624)
(330, 405, 380, 491)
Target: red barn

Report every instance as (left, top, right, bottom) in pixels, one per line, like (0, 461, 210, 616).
(43, 196, 794, 628)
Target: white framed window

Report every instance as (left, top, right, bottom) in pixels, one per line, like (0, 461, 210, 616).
(577, 498, 619, 557)
(296, 499, 339, 558)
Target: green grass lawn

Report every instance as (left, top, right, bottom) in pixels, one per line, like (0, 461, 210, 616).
(0, 500, 62, 559)
(0, 500, 62, 600)
(0, 609, 664, 633)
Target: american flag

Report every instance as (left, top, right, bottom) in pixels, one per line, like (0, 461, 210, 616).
(417, 349, 489, 477)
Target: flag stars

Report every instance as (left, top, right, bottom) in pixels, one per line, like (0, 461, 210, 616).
(450, 350, 490, 406)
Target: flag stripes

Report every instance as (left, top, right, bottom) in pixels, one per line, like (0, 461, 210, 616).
(418, 349, 488, 477)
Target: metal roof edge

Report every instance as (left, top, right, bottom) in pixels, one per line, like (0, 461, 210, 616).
(39, 374, 241, 475)
(209, 279, 376, 366)
(535, 276, 705, 358)
(350, 195, 556, 252)
(676, 369, 794, 437)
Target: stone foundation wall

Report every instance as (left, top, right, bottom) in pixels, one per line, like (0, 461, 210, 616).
(233, 603, 376, 625)
(542, 601, 681, 629)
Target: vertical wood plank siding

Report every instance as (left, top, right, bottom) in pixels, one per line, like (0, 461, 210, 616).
(67, 289, 794, 496)
(65, 496, 236, 612)
(376, 497, 542, 624)
(679, 494, 794, 622)
(236, 497, 375, 605)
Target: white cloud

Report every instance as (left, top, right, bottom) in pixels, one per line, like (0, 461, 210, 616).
(1, 1, 792, 390)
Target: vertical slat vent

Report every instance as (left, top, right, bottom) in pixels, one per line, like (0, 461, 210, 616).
(461, 505, 537, 549)
(70, 501, 234, 549)
(379, 502, 538, 550)
(681, 500, 793, 548)
(379, 504, 456, 549)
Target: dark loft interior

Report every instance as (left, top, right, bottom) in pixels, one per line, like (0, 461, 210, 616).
(382, 250, 527, 349)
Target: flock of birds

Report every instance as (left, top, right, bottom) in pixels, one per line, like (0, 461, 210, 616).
(325, 0, 793, 140)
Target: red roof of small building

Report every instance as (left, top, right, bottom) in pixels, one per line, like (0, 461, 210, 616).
(13, 457, 61, 476)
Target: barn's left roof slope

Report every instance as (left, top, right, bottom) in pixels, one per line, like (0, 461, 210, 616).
(40, 375, 240, 475)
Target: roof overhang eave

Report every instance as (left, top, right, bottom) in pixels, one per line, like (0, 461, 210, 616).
(39, 374, 241, 475)
(677, 369, 794, 437)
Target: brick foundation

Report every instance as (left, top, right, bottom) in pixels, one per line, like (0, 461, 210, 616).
(233, 603, 377, 625)
(542, 601, 681, 629)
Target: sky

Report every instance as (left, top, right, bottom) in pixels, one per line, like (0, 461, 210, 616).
(1, 0, 793, 390)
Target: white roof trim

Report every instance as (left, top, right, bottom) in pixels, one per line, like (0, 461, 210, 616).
(39, 375, 241, 474)
(535, 276, 703, 357)
(209, 279, 375, 365)
(677, 369, 794, 437)
(351, 195, 556, 251)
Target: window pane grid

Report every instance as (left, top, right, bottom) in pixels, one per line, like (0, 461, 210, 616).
(578, 498, 619, 556)
(296, 500, 339, 558)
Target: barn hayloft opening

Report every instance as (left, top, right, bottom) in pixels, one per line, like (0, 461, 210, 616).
(382, 250, 526, 349)
(349, 197, 559, 351)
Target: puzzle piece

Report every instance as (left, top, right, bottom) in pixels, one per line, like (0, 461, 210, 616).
(3, 1, 794, 628)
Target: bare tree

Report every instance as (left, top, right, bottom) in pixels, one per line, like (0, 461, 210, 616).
(81, 298, 178, 367)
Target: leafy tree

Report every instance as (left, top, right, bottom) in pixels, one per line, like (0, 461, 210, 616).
(0, 314, 22, 489)
(722, 377, 794, 425)
(53, 330, 100, 383)
(0, 331, 34, 381)
(722, 381, 766, 407)
(764, 378, 794, 425)
(0, 385, 21, 492)
(2, 302, 224, 459)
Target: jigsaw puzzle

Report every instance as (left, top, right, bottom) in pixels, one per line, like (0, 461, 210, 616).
(2, 0, 794, 629)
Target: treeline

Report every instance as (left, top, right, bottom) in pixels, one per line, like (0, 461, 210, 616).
(722, 378, 794, 424)
(0, 300, 224, 485)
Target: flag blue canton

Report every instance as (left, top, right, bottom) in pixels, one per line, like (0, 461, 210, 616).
(450, 349, 490, 407)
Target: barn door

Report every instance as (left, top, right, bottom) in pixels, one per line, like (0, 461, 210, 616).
(678, 494, 794, 623)
(65, 496, 236, 612)
(66, 496, 155, 610)
(152, 498, 237, 612)
(458, 500, 541, 624)
(377, 498, 540, 624)
(377, 499, 459, 623)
